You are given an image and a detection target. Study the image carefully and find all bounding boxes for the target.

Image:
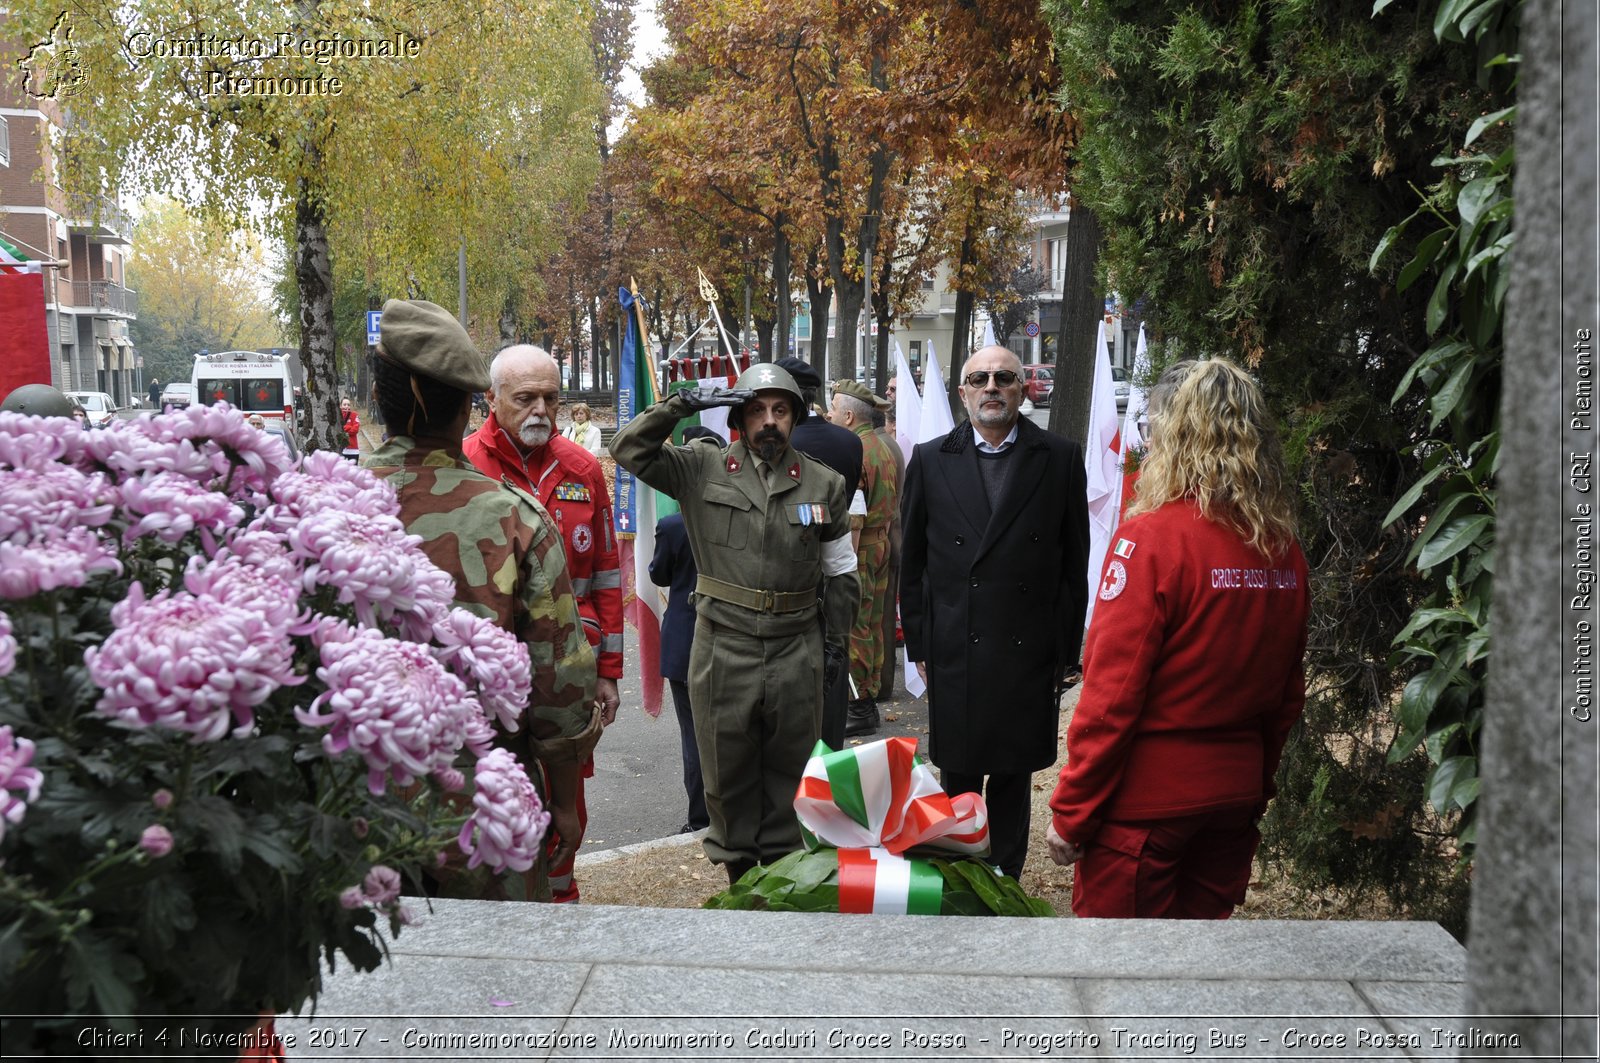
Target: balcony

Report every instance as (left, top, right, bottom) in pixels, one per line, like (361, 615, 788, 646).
(70, 279, 138, 316)
(66, 195, 132, 245)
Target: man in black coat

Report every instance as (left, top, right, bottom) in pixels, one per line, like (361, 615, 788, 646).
(647, 425, 725, 834)
(777, 357, 862, 750)
(899, 345, 1090, 881)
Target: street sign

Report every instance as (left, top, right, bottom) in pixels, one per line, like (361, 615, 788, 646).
(1024, 321, 1041, 338)
(365, 310, 382, 346)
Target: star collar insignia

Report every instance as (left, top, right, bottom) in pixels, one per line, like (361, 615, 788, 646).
(787, 462, 801, 480)
(727, 456, 742, 473)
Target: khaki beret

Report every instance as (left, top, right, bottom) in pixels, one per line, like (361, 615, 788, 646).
(377, 299, 490, 392)
(832, 378, 890, 410)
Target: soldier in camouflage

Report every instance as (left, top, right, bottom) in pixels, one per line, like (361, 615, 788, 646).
(829, 379, 899, 736)
(363, 299, 600, 901)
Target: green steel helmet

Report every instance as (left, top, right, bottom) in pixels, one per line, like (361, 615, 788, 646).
(731, 361, 808, 426)
(1, 384, 76, 419)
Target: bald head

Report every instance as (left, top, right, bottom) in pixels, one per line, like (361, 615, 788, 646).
(959, 344, 1025, 443)
(488, 344, 563, 452)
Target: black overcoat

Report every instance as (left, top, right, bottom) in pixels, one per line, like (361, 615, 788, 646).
(899, 418, 1090, 775)
(649, 513, 697, 684)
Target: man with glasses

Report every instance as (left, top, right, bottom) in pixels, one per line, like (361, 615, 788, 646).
(899, 344, 1090, 882)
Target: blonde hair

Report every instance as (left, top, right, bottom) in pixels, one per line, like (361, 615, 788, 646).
(570, 402, 591, 421)
(1128, 358, 1297, 559)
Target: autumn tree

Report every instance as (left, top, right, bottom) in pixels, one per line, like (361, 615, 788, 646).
(128, 197, 284, 384)
(13, 0, 601, 450)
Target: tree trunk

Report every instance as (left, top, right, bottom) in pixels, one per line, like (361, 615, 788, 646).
(946, 197, 982, 421)
(755, 313, 774, 362)
(873, 240, 893, 392)
(805, 246, 832, 371)
(1047, 204, 1104, 446)
(773, 213, 791, 360)
(294, 174, 340, 453)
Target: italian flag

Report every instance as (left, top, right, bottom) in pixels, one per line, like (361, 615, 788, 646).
(0, 234, 41, 274)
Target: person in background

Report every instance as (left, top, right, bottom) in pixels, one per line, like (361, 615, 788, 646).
(777, 356, 862, 750)
(248, 414, 267, 430)
(899, 344, 1090, 882)
(148, 378, 161, 408)
(563, 402, 604, 456)
(873, 401, 905, 702)
(362, 299, 599, 902)
(828, 379, 898, 737)
(649, 424, 725, 835)
(464, 345, 622, 903)
(340, 398, 362, 461)
(1047, 358, 1309, 919)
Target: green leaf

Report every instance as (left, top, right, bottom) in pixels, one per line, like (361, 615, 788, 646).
(1433, 0, 1489, 41)
(63, 935, 142, 1019)
(1426, 258, 1460, 335)
(1391, 341, 1466, 404)
(1428, 356, 1474, 427)
(1369, 223, 1402, 273)
(1465, 232, 1513, 277)
(1457, 175, 1506, 228)
(1417, 514, 1493, 569)
(1404, 492, 1474, 562)
(1397, 229, 1449, 293)
(1428, 756, 1476, 811)
(1424, 722, 1463, 763)
(1382, 463, 1449, 527)
(1371, 0, 1396, 13)
(1393, 605, 1470, 647)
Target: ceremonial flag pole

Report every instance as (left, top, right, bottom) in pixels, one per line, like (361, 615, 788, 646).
(1117, 324, 1151, 519)
(616, 280, 673, 718)
(1083, 321, 1124, 628)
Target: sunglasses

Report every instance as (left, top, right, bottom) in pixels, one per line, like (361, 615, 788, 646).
(964, 370, 1019, 388)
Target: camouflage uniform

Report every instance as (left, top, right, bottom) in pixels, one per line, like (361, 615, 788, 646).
(848, 422, 899, 700)
(366, 436, 600, 900)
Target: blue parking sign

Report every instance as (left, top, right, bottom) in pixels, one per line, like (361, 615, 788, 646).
(366, 310, 382, 346)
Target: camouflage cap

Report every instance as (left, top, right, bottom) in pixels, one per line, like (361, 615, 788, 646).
(832, 378, 890, 410)
(377, 299, 490, 392)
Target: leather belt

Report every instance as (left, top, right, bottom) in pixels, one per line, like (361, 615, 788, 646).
(695, 574, 816, 614)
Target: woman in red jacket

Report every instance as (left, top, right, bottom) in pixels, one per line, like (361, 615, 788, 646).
(1046, 358, 1309, 919)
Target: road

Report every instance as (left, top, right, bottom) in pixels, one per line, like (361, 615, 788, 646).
(585, 638, 931, 853)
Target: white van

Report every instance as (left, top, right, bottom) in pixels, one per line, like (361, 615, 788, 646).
(192, 351, 295, 423)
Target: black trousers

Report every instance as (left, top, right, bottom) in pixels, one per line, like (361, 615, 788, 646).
(938, 768, 1032, 881)
(821, 657, 848, 751)
(668, 679, 708, 831)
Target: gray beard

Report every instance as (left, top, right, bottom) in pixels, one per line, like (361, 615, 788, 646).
(519, 421, 552, 448)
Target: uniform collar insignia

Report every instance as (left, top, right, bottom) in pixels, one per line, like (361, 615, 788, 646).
(787, 462, 801, 480)
(727, 456, 741, 473)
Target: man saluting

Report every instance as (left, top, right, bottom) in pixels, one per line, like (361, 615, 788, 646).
(611, 363, 859, 883)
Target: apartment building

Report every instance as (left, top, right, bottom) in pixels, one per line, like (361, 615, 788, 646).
(0, 45, 139, 404)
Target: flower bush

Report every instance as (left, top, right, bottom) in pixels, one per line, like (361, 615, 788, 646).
(0, 405, 549, 1054)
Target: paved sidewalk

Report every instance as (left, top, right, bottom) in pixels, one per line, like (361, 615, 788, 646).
(274, 901, 1495, 1061)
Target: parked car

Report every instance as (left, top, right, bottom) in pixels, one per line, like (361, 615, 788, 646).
(1022, 364, 1054, 406)
(1112, 366, 1131, 412)
(260, 420, 300, 463)
(160, 381, 196, 409)
(64, 391, 118, 429)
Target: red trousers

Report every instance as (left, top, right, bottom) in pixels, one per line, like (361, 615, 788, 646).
(1070, 805, 1260, 919)
(544, 758, 592, 904)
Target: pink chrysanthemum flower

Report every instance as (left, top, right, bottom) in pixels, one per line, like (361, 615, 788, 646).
(79, 419, 218, 486)
(0, 409, 86, 470)
(362, 865, 402, 906)
(296, 631, 475, 795)
(183, 552, 309, 634)
(0, 725, 44, 844)
(118, 471, 243, 549)
(139, 824, 174, 857)
(288, 509, 429, 628)
(458, 749, 548, 874)
(431, 609, 531, 733)
(0, 466, 114, 542)
(0, 528, 122, 600)
(258, 450, 398, 531)
(392, 564, 457, 644)
(0, 610, 14, 679)
(86, 587, 299, 741)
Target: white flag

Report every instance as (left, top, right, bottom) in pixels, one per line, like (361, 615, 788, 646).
(981, 317, 997, 348)
(893, 339, 921, 460)
(903, 341, 957, 700)
(1083, 321, 1123, 629)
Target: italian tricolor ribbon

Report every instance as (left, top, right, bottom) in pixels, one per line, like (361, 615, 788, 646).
(793, 737, 990, 914)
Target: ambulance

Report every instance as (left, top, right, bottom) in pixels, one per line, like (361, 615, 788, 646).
(191, 350, 296, 423)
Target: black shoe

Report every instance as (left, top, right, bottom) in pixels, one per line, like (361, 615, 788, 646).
(677, 823, 695, 834)
(726, 859, 758, 885)
(844, 697, 879, 737)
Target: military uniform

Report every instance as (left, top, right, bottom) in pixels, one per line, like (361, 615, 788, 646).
(611, 388, 858, 870)
(366, 439, 600, 900)
(847, 421, 898, 701)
